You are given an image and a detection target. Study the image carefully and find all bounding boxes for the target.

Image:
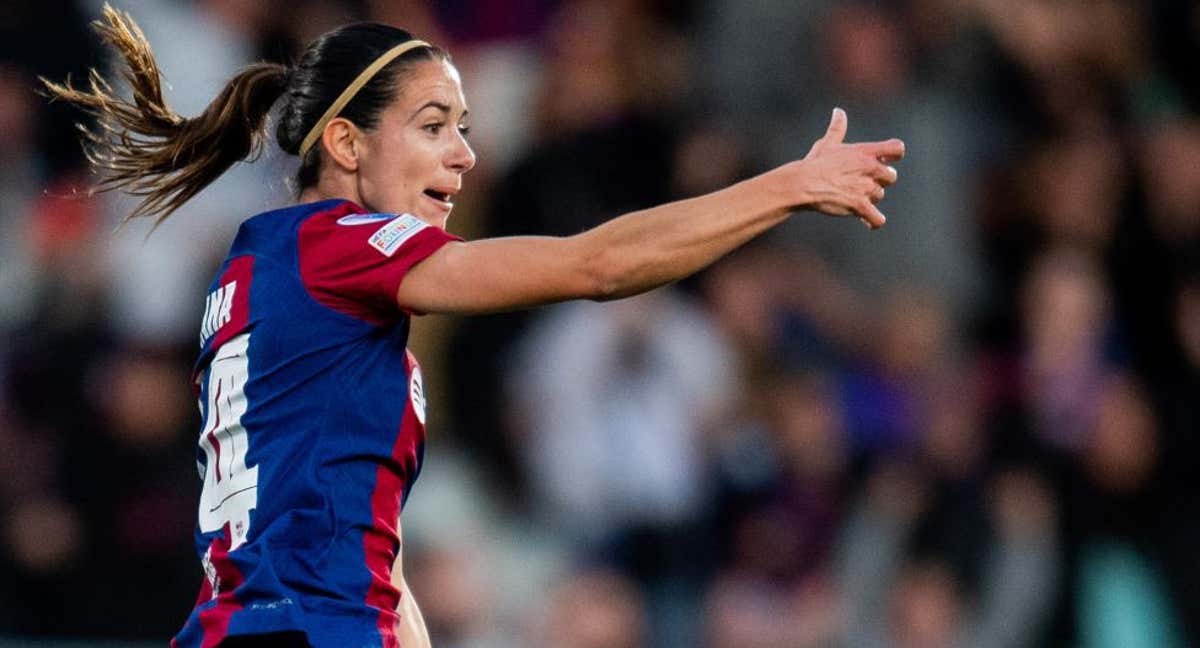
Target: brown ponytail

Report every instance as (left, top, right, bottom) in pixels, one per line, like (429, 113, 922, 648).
(40, 4, 288, 228)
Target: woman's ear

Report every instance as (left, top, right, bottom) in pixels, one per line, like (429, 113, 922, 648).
(321, 117, 360, 172)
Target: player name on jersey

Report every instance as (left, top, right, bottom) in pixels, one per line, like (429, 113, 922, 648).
(200, 280, 237, 346)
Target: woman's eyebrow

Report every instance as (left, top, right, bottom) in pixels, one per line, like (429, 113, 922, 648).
(410, 101, 453, 120)
(409, 101, 470, 122)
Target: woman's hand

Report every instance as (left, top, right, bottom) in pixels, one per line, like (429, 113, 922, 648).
(787, 108, 905, 229)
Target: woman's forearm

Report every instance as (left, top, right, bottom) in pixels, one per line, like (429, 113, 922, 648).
(574, 165, 800, 300)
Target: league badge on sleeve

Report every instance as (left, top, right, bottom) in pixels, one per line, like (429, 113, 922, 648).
(368, 214, 428, 257)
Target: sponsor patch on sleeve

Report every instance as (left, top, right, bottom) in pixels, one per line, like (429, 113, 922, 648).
(368, 214, 428, 257)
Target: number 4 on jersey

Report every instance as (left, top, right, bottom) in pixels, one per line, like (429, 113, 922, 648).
(197, 332, 259, 550)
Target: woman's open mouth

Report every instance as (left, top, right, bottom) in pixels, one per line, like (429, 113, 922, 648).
(423, 189, 453, 205)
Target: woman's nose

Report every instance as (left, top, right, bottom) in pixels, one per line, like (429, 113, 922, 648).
(447, 134, 476, 173)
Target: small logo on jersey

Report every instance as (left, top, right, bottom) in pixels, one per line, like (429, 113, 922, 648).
(410, 366, 427, 425)
(199, 280, 237, 346)
(336, 212, 394, 226)
(369, 214, 427, 257)
(202, 546, 220, 598)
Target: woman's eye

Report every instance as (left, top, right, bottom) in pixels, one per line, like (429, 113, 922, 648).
(458, 124, 471, 137)
(423, 123, 443, 135)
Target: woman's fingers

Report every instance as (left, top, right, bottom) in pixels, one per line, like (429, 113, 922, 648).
(872, 163, 899, 186)
(798, 115, 899, 230)
(828, 157, 892, 227)
(862, 161, 897, 187)
(857, 198, 887, 229)
(857, 138, 906, 162)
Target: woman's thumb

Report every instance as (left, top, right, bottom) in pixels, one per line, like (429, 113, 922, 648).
(823, 107, 848, 145)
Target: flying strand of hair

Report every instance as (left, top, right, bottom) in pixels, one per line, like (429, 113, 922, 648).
(39, 3, 288, 230)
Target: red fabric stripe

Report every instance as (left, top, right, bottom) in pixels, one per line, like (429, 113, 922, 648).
(211, 256, 255, 351)
(364, 351, 428, 646)
(207, 379, 224, 482)
(198, 525, 247, 648)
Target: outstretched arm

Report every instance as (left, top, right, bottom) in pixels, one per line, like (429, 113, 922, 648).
(397, 108, 903, 315)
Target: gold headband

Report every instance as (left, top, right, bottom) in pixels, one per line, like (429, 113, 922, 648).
(298, 39, 432, 159)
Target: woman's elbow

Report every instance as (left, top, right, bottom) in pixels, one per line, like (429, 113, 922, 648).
(576, 242, 626, 301)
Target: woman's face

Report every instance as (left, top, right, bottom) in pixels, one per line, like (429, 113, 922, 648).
(355, 58, 475, 229)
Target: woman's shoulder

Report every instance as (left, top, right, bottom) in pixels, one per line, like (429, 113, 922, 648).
(232, 199, 360, 251)
(245, 198, 359, 228)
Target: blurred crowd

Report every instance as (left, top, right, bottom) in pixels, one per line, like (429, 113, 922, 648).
(1, 0, 1198, 646)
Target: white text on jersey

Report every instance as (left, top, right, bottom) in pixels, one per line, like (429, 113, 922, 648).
(200, 281, 237, 346)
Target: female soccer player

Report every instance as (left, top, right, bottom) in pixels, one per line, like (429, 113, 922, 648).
(43, 6, 903, 648)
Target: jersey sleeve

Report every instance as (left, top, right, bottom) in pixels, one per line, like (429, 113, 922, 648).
(298, 209, 461, 325)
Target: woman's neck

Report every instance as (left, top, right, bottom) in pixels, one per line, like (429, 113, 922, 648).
(299, 172, 362, 207)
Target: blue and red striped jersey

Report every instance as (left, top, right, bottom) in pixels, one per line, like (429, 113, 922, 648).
(171, 199, 458, 648)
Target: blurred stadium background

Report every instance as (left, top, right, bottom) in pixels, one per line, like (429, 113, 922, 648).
(2, 0, 1199, 646)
